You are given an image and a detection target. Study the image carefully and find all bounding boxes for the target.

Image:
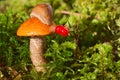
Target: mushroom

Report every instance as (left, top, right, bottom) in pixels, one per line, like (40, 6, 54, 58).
(17, 3, 68, 72)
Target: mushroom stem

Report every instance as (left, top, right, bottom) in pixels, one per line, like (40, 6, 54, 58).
(30, 37, 46, 72)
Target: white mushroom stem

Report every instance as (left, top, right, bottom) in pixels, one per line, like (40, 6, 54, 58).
(30, 37, 46, 72)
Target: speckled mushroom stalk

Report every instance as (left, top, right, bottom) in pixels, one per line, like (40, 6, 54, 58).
(30, 37, 46, 72)
(17, 3, 68, 72)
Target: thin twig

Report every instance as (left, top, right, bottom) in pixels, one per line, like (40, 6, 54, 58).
(60, 10, 82, 17)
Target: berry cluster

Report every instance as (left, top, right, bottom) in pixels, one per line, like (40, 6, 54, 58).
(55, 25, 69, 37)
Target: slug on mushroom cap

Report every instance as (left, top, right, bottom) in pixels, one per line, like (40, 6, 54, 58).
(30, 3, 53, 25)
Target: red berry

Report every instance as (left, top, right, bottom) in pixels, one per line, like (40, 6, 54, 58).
(55, 25, 68, 37)
(61, 28, 68, 37)
(55, 25, 62, 34)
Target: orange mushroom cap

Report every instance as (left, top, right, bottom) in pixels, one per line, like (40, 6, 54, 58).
(17, 17, 53, 36)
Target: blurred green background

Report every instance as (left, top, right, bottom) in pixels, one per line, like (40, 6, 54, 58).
(0, 0, 120, 80)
